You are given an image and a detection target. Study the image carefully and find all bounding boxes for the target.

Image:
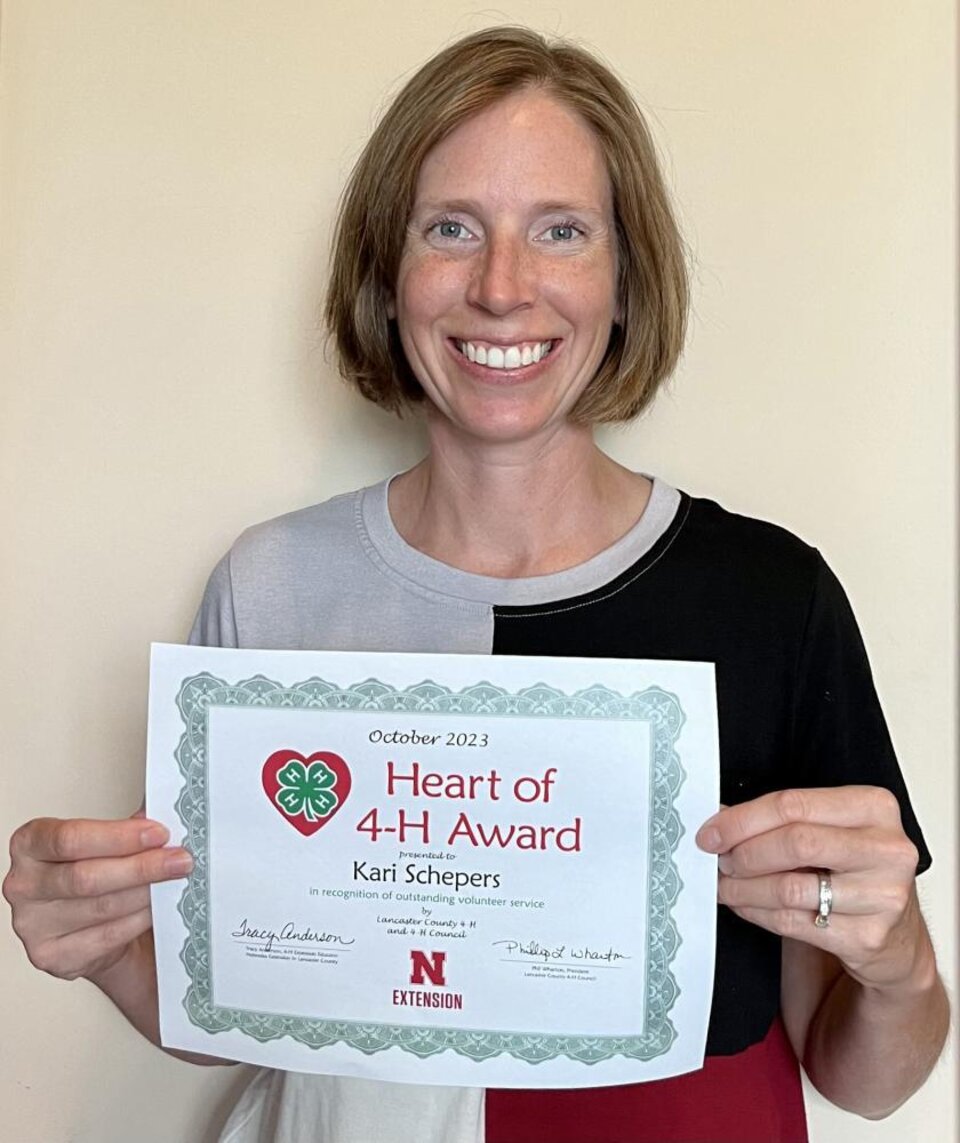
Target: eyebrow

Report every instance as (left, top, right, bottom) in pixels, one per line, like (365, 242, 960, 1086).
(412, 198, 610, 219)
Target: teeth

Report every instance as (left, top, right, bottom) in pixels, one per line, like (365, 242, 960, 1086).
(457, 340, 553, 370)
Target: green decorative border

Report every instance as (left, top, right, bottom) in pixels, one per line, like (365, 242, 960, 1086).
(173, 674, 686, 1064)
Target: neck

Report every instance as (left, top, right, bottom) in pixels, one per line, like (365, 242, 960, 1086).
(388, 416, 651, 578)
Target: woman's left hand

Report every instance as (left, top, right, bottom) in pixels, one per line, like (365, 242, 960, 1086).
(696, 786, 927, 991)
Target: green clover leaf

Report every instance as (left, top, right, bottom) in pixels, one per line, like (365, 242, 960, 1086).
(275, 759, 339, 822)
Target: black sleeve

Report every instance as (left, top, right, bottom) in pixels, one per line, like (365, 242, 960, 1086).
(789, 553, 930, 873)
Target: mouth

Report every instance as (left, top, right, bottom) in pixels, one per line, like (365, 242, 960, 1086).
(453, 338, 557, 370)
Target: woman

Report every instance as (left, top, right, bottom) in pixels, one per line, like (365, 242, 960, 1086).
(4, 26, 947, 1143)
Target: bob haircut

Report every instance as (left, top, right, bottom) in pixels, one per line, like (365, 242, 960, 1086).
(325, 26, 688, 423)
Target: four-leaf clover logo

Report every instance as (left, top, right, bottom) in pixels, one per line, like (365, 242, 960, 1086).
(262, 749, 352, 836)
(274, 758, 339, 822)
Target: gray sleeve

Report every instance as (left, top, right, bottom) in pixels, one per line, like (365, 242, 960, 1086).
(188, 553, 239, 648)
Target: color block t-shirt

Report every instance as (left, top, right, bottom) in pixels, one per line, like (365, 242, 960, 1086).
(190, 477, 928, 1143)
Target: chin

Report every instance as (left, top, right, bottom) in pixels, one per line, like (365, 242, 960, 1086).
(448, 415, 573, 449)
(428, 392, 581, 448)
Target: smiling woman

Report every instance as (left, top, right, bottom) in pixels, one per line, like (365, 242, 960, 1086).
(325, 27, 687, 427)
(3, 21, 949, 1143)
(392, 90, 620, 446)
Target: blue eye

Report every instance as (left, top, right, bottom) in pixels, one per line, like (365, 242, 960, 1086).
(548, 224, 579, 241)
(435, 220, 468, 239)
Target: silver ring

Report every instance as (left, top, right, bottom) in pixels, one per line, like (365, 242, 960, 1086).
(814, 870, 833, 928)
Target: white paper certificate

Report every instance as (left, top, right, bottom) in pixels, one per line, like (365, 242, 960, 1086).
(147, 644, 718, 1087)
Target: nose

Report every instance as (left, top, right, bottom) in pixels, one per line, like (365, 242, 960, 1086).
(466, 233, 535, 315)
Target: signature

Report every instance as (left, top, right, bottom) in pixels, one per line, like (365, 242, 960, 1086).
(232, 918, 356, 954)
(492, 939, 630, 964)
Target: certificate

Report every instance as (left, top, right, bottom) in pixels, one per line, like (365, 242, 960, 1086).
(147, 644, 718, 1087)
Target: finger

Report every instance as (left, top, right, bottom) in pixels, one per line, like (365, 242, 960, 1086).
(718, 871, 875, 916)
(723, 902, 847, 947)
(31, 907, 154, 980)
(696, 786, 903, 853)
(718, 818, 918, 878)
(22, 886, 154, 942)
(721, 903, 905, 978)
(719, 821, 853, 876)
(38, 847, 193, 901)
(11, 817, 170, 864)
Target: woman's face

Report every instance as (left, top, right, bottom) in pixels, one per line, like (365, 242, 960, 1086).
(393, 89, 619, 448)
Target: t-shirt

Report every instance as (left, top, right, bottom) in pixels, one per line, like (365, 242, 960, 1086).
(190, 476, 929, 1143)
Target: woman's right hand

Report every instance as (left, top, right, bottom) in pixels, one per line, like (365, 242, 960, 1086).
(3, 815, 193, 983)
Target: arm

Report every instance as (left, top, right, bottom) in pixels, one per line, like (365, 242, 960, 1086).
(4, 814, 233, 1067)
(698, 786, 949, 1118)
(781, 921, 948, 1118)
(89, 928, 233, 1066)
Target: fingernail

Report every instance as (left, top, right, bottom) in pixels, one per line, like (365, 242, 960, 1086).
(718, 854, 733, 874)
(141, 824, 169, 848)
(696, 827, 722, 852)
(163, 850, 194, 876)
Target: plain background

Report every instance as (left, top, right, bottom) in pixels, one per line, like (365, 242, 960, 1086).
(1, 2, 955, 1140)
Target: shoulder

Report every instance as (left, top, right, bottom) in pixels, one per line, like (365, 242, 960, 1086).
(223, 482, 384, 612)
(228, 485, 365, 570)
(682, 492, 818, 563)
(674, 493, 879, 706)
(190, 482, 382, 649)
(674, 492, 826, 603)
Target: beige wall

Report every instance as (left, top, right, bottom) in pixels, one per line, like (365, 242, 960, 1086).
(1, 2, 955, 1140)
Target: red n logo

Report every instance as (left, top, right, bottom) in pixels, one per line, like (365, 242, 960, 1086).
(409, 949, 446, 986)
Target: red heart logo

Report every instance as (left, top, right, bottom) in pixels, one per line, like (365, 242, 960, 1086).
(261, 750, 352, 837)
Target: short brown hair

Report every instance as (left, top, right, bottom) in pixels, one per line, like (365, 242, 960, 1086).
(325, 26, 687, 423)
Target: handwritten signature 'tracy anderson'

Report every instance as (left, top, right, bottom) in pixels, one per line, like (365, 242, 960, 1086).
(493, 939, 630, 964)
(232, 918, 356, 954)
